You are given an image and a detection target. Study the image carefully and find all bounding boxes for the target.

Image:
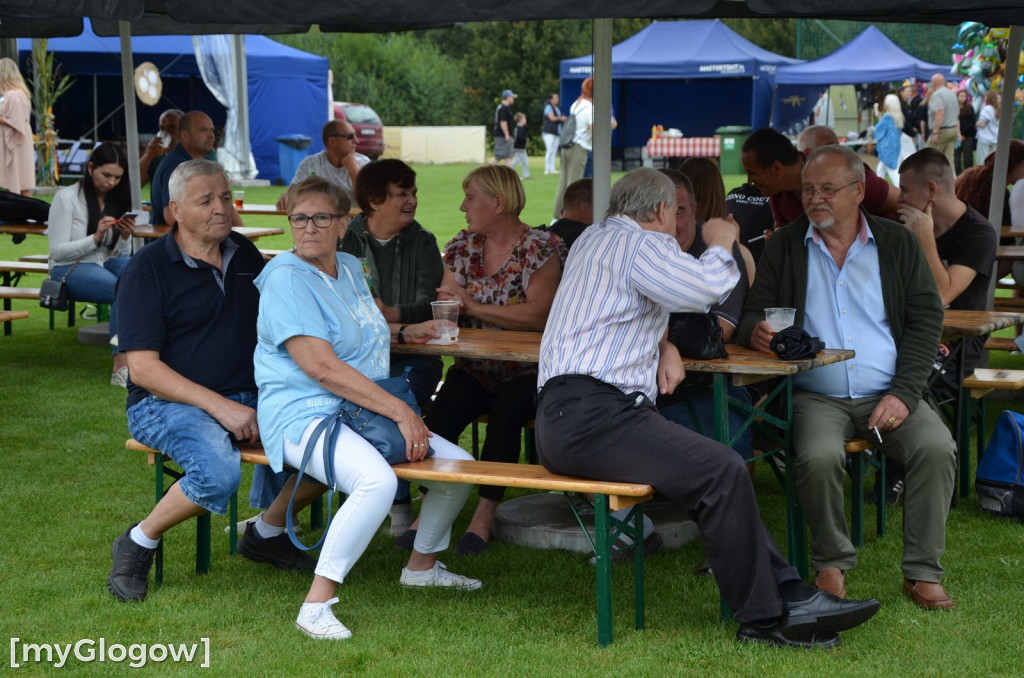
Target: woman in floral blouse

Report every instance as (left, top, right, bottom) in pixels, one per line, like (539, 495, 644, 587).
(398, 165, 565, 556)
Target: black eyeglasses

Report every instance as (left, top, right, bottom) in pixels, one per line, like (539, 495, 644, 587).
(329, 133, 357, 140)
(288, 213, 341, 229)
(800, 180, 861, 200)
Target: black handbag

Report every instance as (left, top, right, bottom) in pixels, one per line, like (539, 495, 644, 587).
(39, 260, 80, 312)
(667, 312, 728, 360)
(286, 367, 430, 551)
(769, 326, 825, 360)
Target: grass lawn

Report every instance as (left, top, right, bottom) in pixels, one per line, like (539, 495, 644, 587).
(2, 160, 1024, 675)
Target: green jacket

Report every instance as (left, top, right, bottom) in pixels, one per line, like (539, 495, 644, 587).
(737, 212, 943, 412)
(339, 213, 444, 324)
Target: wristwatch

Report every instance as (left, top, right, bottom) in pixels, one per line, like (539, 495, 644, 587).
(397, 325, 407, 344)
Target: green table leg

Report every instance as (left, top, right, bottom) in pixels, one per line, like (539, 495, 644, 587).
(594, 494, 613, 647)
(631, 505, 646, 631)
(196, 513, 211, 575)
(154, 453, 164, 586)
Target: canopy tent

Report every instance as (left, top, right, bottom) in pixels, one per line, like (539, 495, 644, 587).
(16, 20, 329, 181)
(776, 25, 954, 85)
(559, 20, 802, 147)
(2, 1, 1022, 227)
(771, 25, 960, 138)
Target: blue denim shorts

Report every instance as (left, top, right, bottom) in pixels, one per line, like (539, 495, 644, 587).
(127, 391, 257, 515)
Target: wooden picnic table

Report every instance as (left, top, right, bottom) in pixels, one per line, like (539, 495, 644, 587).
(942, 309, 1024, 340)
(133, 225, 285, 241)
(0, 223, 47, 237)
(995, 245, 1024, 261)
(393, 327, 854, 577)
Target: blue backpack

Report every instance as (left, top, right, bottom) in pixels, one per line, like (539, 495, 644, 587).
(976, 410, 1024, 521)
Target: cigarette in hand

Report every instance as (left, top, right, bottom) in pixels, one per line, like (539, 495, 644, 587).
(873, 426, 883, 444)
(747, 234, 766, 243)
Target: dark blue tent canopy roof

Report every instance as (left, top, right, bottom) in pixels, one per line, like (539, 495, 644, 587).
(559, 19, 802, 80)
(775, 25, 956, 85)
(16, 20, 329, 181)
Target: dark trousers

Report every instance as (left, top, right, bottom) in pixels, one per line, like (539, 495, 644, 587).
(535, 375, 799, 623)
(424, 368, 537, 502)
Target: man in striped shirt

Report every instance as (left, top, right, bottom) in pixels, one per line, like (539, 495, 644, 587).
(536, 167, 879, 648)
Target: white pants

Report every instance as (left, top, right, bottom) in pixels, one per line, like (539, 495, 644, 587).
(976, 139, 996, 165)
(284, 419, 473, 583)
(542, 133, 560, 173)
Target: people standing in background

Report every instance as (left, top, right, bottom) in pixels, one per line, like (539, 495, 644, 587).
(489, 89, 517, 168)
(553, 78, 594, 219)
(0, 57, 35, 197)
(975, 90, 1000, 164)
(900, 80, 925, 148)
(510, 112, 531, 180)
(954, 89, 977, 175)
(925, 74, 959, 167)
(875, 94, 916, 186)
(541, 93, 565, 175)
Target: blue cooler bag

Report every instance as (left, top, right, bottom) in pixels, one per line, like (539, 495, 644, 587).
(976, 410, 1024, 521)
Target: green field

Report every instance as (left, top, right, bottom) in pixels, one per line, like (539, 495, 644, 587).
(3, 159, 1023, 676)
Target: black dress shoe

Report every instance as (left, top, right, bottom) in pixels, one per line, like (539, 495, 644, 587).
(737, 620, 840, 649)
(783, 590, 880, 637)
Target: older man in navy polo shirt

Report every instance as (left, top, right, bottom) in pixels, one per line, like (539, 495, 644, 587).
(107, 159, 322, 603)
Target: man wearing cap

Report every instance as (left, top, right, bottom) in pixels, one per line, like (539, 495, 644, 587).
(490, 89, 517, 167)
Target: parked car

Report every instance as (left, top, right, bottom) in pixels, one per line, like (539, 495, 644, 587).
(333, 101, 384, 160)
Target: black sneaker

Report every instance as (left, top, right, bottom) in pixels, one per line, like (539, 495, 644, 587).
(237, 523, 316, 572)
(108, 524, 156, 602)
(866, 476, 905, 507)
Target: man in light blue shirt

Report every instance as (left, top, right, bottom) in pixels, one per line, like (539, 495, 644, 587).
(738, 145, 956, 611)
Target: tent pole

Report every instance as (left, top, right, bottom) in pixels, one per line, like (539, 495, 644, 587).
(232, 34, 252, 181)
(985, 25, 1022, 314)
(592, 18, 612, 220)
(119, 21, 142, 211)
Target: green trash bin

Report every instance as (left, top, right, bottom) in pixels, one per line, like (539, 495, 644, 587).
(715, 126, 752, 176)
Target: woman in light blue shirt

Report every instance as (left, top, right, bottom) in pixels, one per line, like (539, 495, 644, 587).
(253, 176, 481, 641)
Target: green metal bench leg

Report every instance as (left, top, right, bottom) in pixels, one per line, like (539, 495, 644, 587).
(593, 494, 613, 647)
(876, 453, 886, 539)
(310, 495, 324, 530)
(631, 504, 646, 632)
(229, 491, 239, 554)
(851, 452, 865, 548)
(957, 385, 974, 499)
(154, 453, 165, 586)
(196, 513, 211, 575)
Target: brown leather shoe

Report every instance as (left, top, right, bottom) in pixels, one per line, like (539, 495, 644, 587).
(903, 579, 954, 610)
(815, 567, 847, 599)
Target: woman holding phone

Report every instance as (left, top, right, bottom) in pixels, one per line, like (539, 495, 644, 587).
(48, 143, 136, 386)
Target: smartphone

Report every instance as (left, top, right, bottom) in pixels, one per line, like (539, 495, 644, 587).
(120, 212, 139, 221)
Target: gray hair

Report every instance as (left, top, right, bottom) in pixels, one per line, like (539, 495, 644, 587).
(804, 145, 865, 183)
(168, 159, 229, 204)
(606, 167, 676, 222)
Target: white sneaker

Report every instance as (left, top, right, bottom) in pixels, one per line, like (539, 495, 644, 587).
(388, 504, 414, 536)
(295, 598, 352, 640)
(400, 561, 482, 590)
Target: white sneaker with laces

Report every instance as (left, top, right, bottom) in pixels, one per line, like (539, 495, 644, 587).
(400, 561, 482, 590)
(295, 597, 351, 640)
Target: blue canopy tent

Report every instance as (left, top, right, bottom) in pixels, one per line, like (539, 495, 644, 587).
(17, 20, 329, 181)
(559, 20, 802, 150)
(772, 26, 957, 134)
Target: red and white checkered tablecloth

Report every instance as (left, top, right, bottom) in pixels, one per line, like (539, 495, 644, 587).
(645, 136, 720, 158)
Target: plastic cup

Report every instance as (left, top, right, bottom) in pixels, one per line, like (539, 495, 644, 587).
(233, 190, 244, 209)
(430, 300, 461, 345)
(765, 307, 796, 333)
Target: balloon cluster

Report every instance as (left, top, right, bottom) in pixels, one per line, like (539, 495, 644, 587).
(951, 22, 1021, 99)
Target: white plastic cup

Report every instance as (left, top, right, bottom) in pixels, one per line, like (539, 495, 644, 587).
(764, 307, 796, 333)
(430, 300, 461, 344)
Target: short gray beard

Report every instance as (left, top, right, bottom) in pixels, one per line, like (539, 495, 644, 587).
(807, 205, 835, 229)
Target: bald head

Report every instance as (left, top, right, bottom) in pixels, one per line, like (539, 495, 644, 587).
(179, 111, 215, 158)
(931, 73, 946, 90)
(797, 125, 840, 154)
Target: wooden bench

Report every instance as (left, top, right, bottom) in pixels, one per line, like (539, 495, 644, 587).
(984, 336, 1018, 353)
(844, 439, 886, 547)
(18, 253, 48, 264)
(0, 309, 28, 334)
(127, 438, 654, 646)
(955, 369, 1024, 497)
(0, 260, 109, 330)
(0, 223, 47, 239)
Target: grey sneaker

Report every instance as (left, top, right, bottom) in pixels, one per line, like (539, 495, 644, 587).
(110, 366, 129, 388)
(108, 524, 156, 602)
(400, 561, 482, 590)
(237, 524, 316, 572)
(388, 503, 414, 536)
(295, 597, 351, 640)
